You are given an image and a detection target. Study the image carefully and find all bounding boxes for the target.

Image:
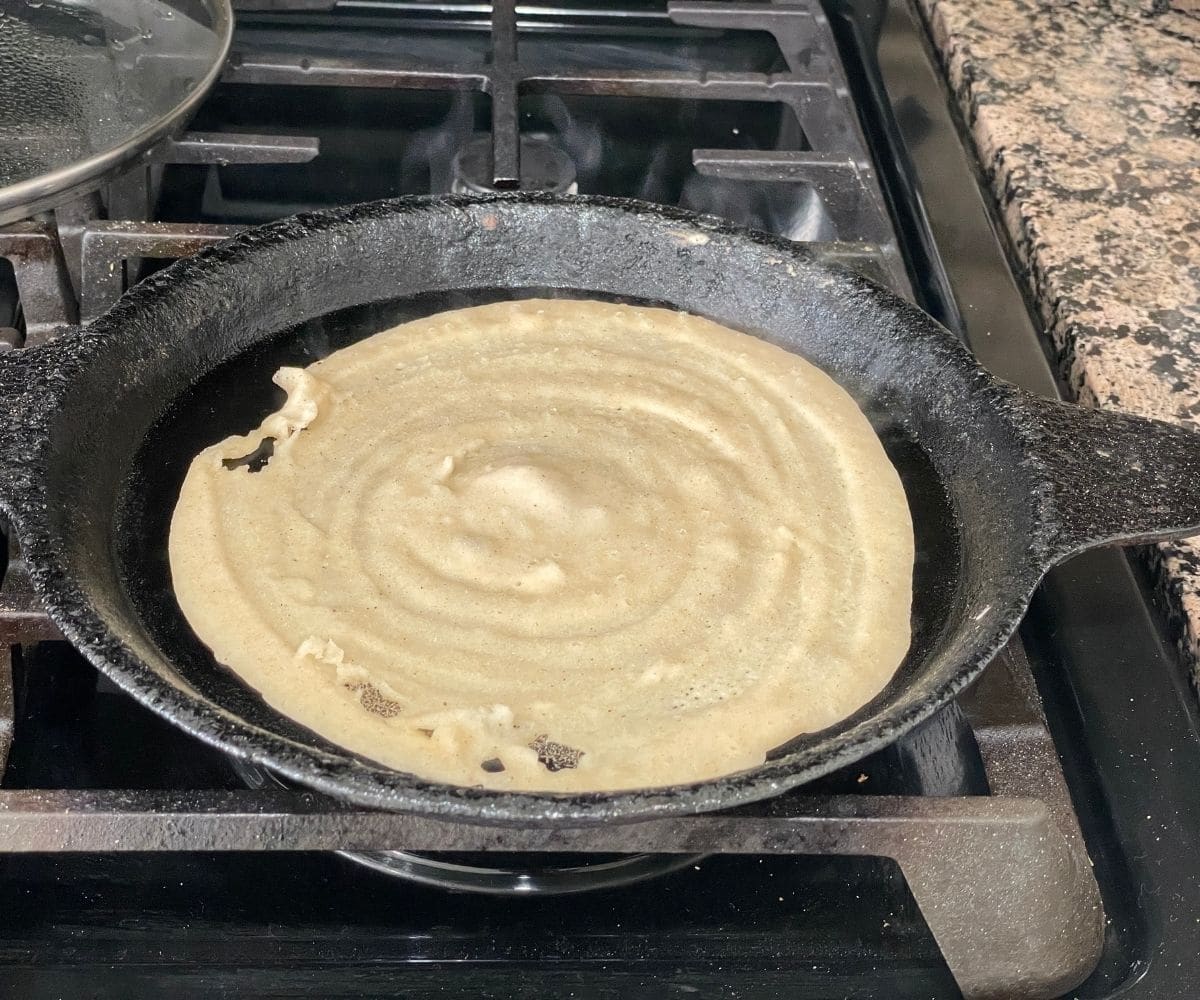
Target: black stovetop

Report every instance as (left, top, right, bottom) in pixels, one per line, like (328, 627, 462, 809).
(2, 2, 1199, 998)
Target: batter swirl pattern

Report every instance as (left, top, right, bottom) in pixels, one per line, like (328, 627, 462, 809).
(169, 299, 913, 791)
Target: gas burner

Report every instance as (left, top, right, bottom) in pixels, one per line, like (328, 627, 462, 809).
(450, 134, 578, 195)
(334, 847, 703, 896)
(230, 757, 703, 895)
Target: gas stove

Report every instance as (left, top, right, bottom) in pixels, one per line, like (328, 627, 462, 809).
(0, 3, 1198, 998)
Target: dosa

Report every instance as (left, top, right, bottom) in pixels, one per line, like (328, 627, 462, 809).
(169, 299, 914, 792)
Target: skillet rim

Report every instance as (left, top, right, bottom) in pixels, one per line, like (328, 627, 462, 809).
(0, 193, 1051, 824)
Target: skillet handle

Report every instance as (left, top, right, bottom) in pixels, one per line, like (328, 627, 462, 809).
(1022, 393, 1200, 565)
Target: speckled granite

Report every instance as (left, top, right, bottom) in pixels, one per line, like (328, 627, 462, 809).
(915, 0, 1200, 675)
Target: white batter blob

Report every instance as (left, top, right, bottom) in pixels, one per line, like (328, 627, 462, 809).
(168, 299, 914, 792)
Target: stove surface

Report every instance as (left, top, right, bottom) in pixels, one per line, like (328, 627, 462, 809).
(1, 2, 1199, 999)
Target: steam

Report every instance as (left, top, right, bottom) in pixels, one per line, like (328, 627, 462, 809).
(399, 92, 481, 195)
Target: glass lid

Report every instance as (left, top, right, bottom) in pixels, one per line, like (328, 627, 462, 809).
(0, 0, 233, 225)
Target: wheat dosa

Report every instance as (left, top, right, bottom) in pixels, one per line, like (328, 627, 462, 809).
(168, 299, 914, 792)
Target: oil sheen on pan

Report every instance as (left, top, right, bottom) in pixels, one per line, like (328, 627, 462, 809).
(168, 299, 915, 792)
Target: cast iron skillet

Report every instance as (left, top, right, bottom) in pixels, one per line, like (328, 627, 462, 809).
(2, 194, 1200, 825)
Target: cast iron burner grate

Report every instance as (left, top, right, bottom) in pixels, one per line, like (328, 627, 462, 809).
(0, 0, 909, 343)
(0, 3, 1115, 999)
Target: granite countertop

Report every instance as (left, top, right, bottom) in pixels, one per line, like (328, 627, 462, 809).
(915, 0, 1200, 676)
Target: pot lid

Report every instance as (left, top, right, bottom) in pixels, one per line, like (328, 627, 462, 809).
(0, 0, 233, 225)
